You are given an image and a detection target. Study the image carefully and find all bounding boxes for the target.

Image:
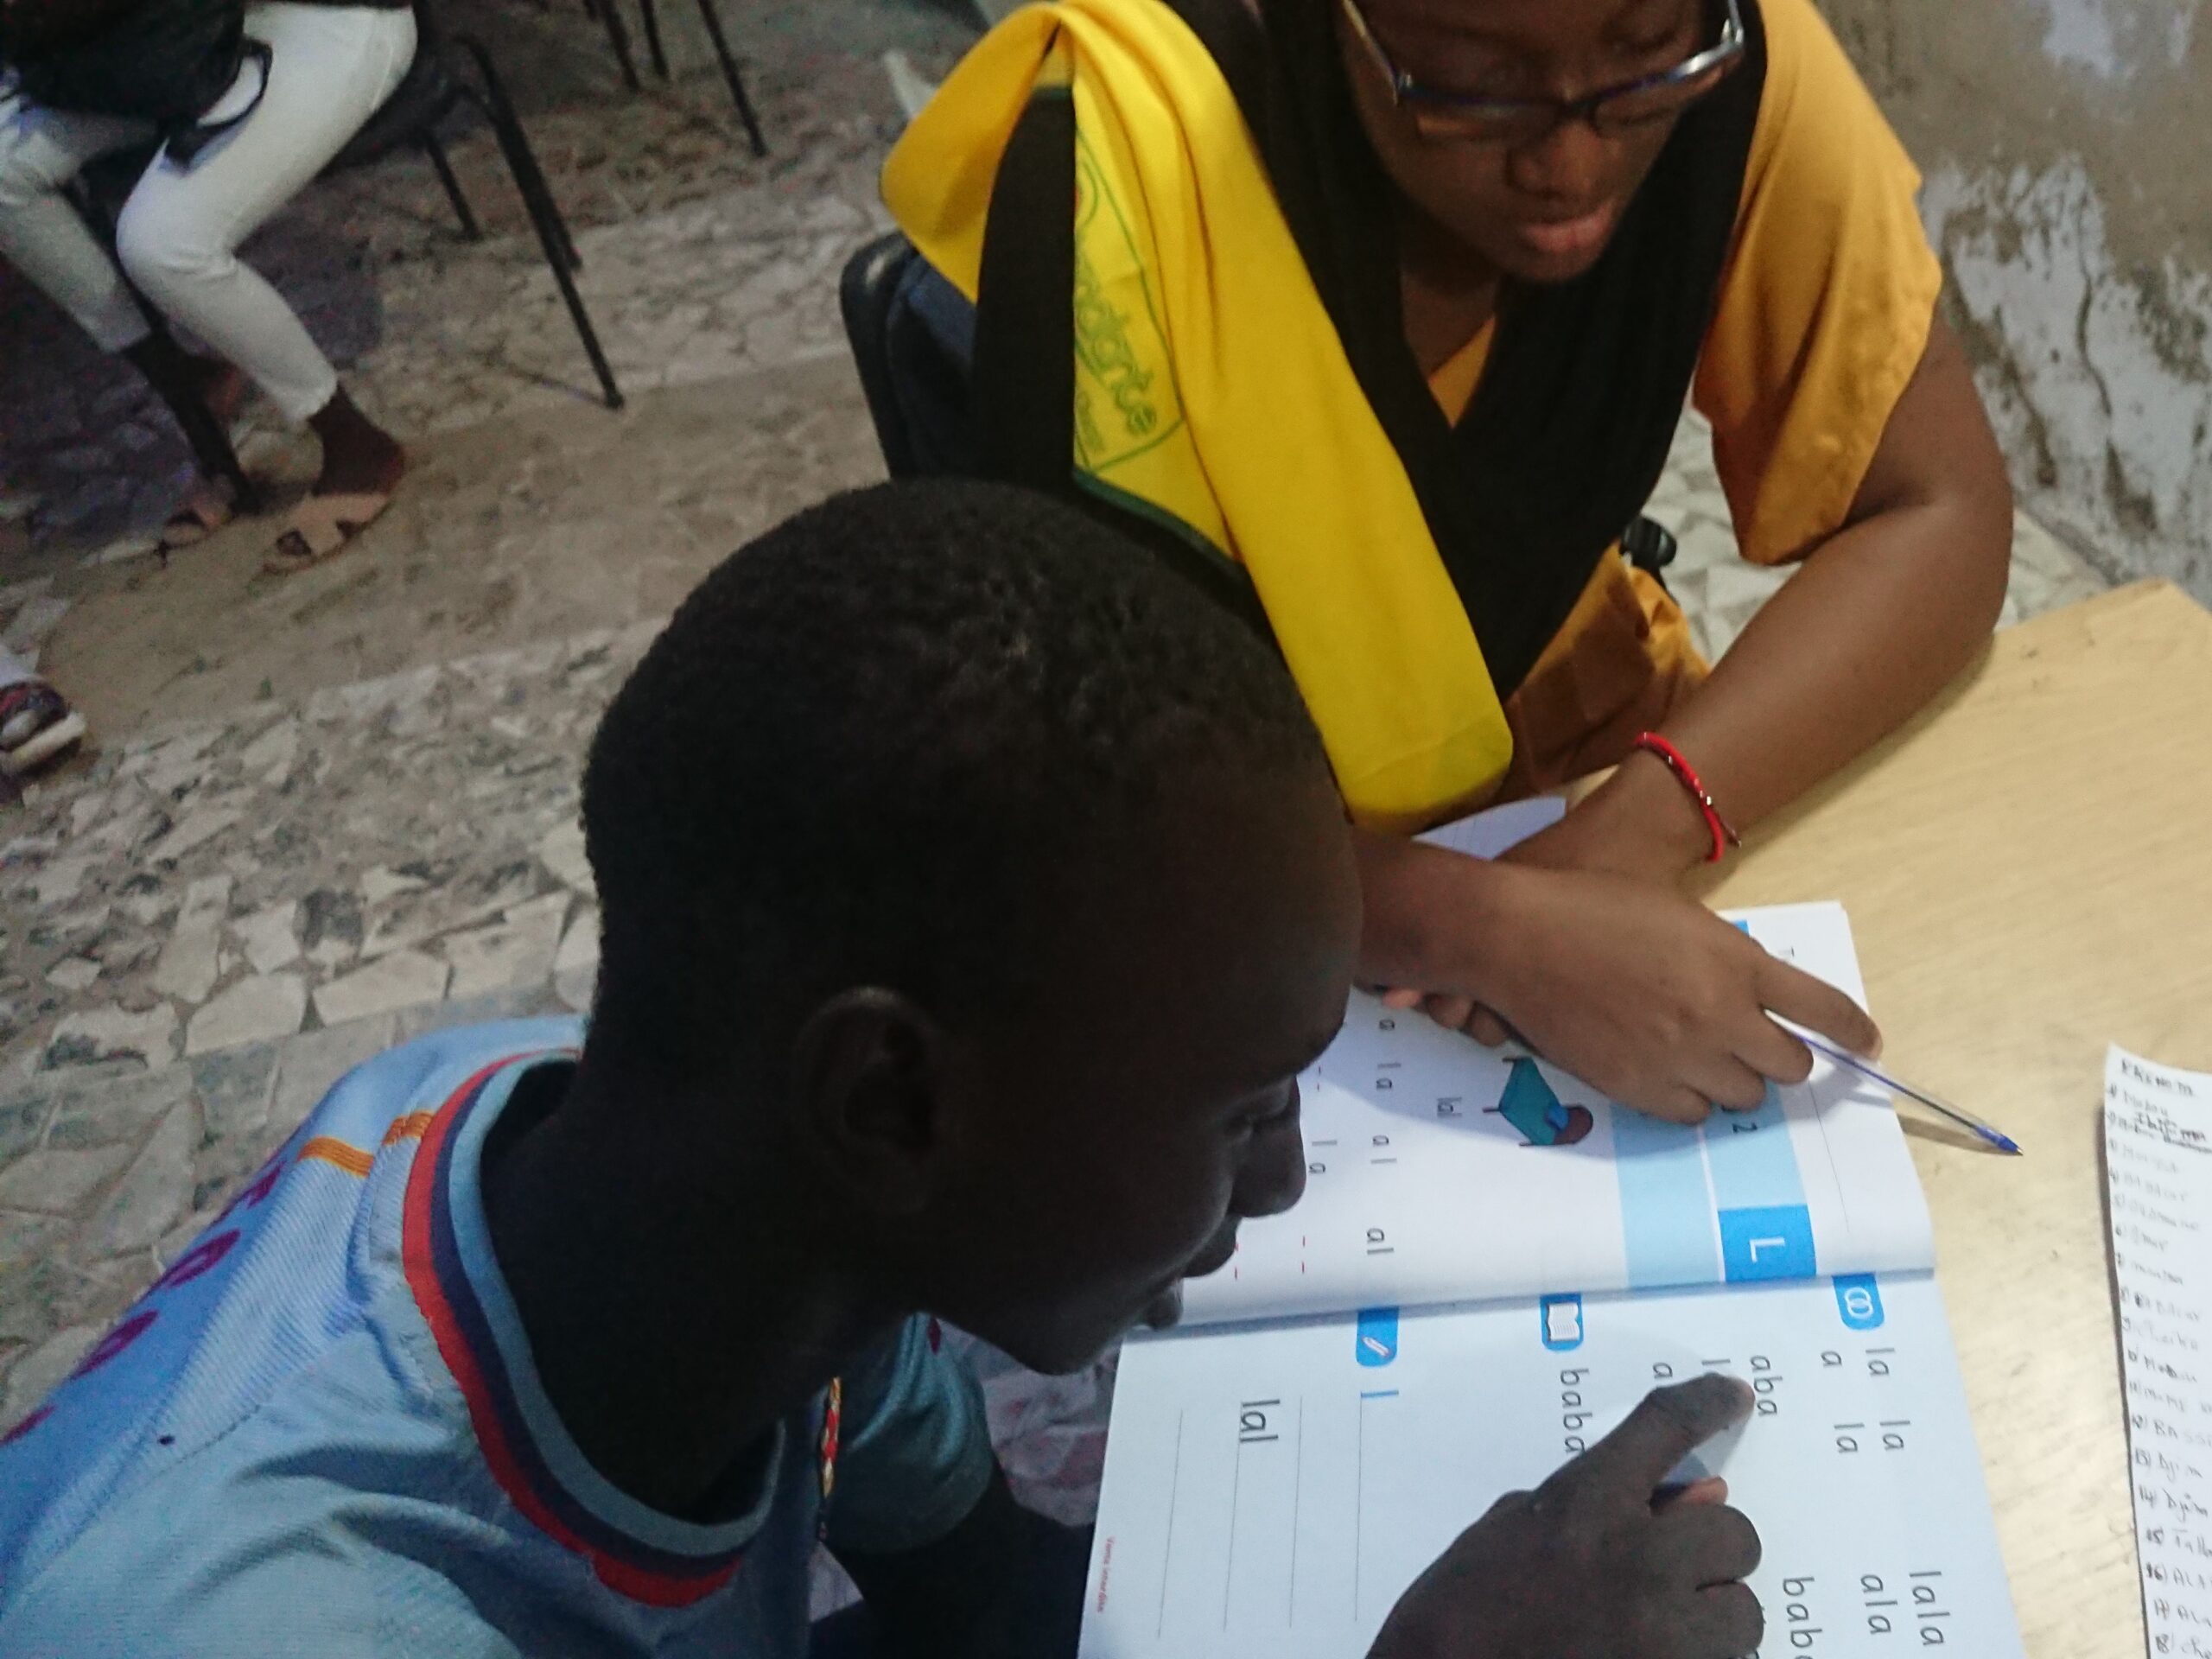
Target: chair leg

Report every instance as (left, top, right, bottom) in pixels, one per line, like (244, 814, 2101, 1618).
(513, 148, 582, 276)
(586, 0, 643, 92)
(75, 181, 264, 512)
(454, 40, 623, 410)
(694, 0, 766, 157)
(159, 366, 260, 512)
(638, 0, 671, 79)
(423, 133, 482, 241)
(454, 39, 581, 270)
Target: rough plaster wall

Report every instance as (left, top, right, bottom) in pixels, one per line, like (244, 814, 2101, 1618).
(1817, 0, 2212, 598)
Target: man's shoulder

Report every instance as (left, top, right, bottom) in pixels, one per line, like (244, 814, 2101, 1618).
(305, 1014, 586, 1133)
(0, 1451, 518, 1657)
(0, 1020, 585, 1611)
(0, 1325, 495, 1652)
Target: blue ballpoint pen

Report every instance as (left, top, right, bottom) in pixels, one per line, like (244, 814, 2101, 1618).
(1774, 1018, 2023, 1156)
(1462, 1000, 2022, 1154)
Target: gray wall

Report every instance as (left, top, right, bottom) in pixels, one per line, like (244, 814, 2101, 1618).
(1819, 0, 2212, 599)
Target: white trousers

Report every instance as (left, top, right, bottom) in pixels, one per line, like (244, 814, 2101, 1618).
(0, 3, 416, 421)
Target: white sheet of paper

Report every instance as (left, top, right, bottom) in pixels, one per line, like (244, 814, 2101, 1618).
(2104, 1046, 2212, 1657)
(1084, 1273, 2022, 1658)
(1180, 902, 1931, 1325)
(1414, 795, 1567, 860)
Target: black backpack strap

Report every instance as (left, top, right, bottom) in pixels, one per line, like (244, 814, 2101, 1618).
(1621, 515, 1679, 588)
(164, 35, 269, 165)
(968, 67, 1278, 647)
(971, 80, 1077, 494)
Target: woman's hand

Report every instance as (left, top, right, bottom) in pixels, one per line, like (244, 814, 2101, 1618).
(1356, 831, 1879, 1122)
(1499, 750, 1719, 883)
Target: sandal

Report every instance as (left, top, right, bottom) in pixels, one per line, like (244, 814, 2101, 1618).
(157, 481, 236, 554)
(0, 680, 88, 778)
(263, 490, 397, 575)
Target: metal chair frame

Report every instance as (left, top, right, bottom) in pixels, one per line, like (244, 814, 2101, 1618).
(839, 230, 924, 480)
(580, 0, 766, 158)
(408, 30, 624, 410)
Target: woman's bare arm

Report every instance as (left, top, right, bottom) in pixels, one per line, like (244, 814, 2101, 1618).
(1513, 314, 2015, 881)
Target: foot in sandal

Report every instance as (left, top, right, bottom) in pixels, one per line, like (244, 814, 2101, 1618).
(158, 479, 237, 554)
(265, 385, 407, 575)
(0, 680, 88, 778)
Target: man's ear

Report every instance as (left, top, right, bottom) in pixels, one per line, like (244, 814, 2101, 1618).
(787, 988, 951, 1216)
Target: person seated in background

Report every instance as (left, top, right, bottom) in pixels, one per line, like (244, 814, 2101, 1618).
(0, 0, 415, 573)
(0, 480, 85, 779)
(875, 0, 2004, 1122)
(0, 480, 1760, 1658)
(0, 645, 85, 778)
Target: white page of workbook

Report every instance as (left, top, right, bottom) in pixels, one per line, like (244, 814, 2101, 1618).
(2104, 1046, 2212, 1656)
(1179, 902, 1933, 1326)
(1084, 1272, 2022, 1659)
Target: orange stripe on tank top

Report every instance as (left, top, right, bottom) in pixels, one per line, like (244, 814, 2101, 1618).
(296, 1110, 437, 1179)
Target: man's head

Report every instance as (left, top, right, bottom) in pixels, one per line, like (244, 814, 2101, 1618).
(1332, 0, 1735, 283)
(582, 481, 1360, 1373)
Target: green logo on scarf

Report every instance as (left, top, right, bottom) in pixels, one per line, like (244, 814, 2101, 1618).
(1072, 133, 1185, 475)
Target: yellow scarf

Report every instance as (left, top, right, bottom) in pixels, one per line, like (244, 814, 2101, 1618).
(881, 0, 1515, 832)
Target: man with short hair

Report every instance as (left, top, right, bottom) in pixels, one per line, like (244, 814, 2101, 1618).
(0, 480, 1759, 1658)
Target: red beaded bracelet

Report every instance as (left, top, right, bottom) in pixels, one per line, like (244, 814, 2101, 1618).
(1631, 732, 1741, 864)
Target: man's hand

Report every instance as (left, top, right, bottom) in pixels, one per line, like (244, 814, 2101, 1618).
(1370, 1376, 1764, 1659)
(1356, 833, 1880, 1122)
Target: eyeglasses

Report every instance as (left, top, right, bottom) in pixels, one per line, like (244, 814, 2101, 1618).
(1339, 0, 1745, 146)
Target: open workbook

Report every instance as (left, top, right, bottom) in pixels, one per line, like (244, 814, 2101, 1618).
(1081, 888, 2025, 1658)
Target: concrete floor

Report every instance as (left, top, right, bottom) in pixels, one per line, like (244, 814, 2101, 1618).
(40, 356, 881, 736)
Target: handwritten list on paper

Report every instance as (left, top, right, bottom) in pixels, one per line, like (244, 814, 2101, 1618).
(2106, 1046, 2212, 1659)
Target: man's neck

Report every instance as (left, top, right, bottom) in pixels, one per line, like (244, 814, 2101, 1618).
(478, 1058, 896, 1522)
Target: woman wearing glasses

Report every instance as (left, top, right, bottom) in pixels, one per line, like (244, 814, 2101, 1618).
(877, 0, 2011, 1122)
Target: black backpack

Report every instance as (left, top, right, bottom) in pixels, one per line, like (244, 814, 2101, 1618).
(13, 0, 252, 130)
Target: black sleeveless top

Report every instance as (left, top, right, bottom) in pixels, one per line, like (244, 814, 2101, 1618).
(969, 0, 1770, 696)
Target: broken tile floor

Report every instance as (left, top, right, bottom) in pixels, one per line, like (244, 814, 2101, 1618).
(0, 0, 2113, 1532)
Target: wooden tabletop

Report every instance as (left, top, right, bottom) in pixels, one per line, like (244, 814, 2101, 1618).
(1693, 579, 2212, 1657)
